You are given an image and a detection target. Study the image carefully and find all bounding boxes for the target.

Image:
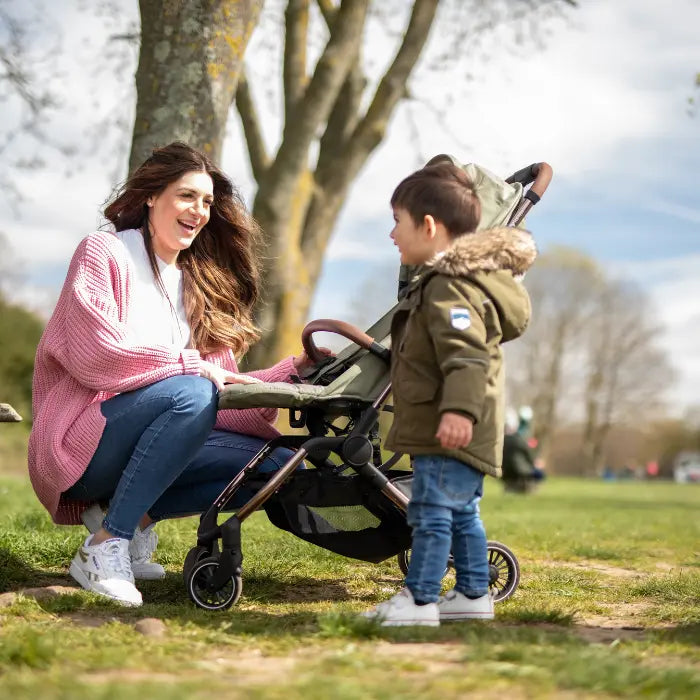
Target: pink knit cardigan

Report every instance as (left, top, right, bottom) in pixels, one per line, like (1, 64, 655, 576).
(29, 231, 297, 525)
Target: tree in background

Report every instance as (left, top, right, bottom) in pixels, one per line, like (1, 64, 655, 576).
(237, 0, 576, 366)
(0, 232, 42, 421)
(0, 0, 576, 366)
(506, 247, 675, 473)
(580, 279, 675, 473)
(0, 2, 74, 200)
(95, 0, 576, 366)
(0, 296, 44, 422)
(505, 247, 604, 458)
(688, 72, 700, 117)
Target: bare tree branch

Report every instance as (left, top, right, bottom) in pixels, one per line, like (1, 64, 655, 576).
(265, 0, 370, 195)
(315, 0, 338, 25)
(235, 68, 270, 182)
(283, 0, 310, 120)
(313, 0, 364, 166)
(299, 0, 438, 258)
(318, 68, 366, 155)
(350, 0, 438, 159)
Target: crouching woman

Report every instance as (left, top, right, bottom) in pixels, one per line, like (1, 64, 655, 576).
(28, 142, 314, 606)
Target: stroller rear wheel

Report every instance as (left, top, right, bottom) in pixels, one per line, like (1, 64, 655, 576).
(486, 541, 520, 602)
(397, 549, 450, 579)
(187, 557, 242, 611)
(396, 540, 520, 603)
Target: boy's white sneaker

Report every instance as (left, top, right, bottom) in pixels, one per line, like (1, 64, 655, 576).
(438, 589, 494, 620)
(69, 535, 143, 607)
(362, 588, 439, 627)
(129, 525, 166, 580)
(81, 505, 165, 580)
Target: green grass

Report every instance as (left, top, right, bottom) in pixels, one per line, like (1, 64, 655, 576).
(0, 474, 698, 698)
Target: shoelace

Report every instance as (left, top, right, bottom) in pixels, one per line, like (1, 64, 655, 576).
(102, 540, 132, 578)
(130, 529, 158, 562)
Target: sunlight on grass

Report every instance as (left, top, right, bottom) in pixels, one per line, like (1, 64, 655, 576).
(0, 475, 698, 698)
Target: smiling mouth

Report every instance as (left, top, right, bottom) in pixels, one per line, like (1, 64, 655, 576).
(177, 220, 198, 233)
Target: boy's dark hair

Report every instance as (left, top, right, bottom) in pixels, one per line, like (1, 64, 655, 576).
(391, 163, 481, 237)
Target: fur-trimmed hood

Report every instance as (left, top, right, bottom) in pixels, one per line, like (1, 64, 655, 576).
(430, 227, 537, 278)
(425, 227, 536, 343)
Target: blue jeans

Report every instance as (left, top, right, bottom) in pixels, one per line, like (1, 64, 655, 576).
(63, 375, 291, 539)
(405, 455, 489, 602)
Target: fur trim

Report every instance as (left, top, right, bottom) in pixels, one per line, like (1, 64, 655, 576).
(430, 227, 537, 277)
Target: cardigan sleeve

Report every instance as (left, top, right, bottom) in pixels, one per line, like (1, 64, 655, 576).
(59, 233, 202, 393)
(206, 349, 298, 438)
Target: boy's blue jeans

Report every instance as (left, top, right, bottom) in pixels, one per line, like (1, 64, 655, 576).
(405, 455, 490, 603)
(63, 375, 292, 540)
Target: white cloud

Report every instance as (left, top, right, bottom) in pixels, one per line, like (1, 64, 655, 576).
(646, 200, 700, 226)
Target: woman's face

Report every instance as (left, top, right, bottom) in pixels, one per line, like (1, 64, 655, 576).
(147, 170, 214, 263)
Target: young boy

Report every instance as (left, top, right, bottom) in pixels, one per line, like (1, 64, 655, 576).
(363, 162, 536, 626)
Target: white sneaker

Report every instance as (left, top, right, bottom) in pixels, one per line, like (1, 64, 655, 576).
(81, 506, 165, 580)
(438, 589, 494, 620)
(129, 525, 166, 580)
(362, 588, 439, 627)
(69, 535, 143, 607)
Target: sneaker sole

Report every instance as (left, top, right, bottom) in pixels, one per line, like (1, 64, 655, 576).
(132, 567, 166, 581)
(439, 612, 494, 620)
(69, 561, 142, 607)
(380, 619, 440, 627)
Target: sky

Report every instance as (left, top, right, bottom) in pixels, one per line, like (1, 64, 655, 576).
(1, 0, 699, 410)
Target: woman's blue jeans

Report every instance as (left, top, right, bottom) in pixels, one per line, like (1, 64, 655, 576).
(405, 455, 490, 602)
(63, 375, 291, 540)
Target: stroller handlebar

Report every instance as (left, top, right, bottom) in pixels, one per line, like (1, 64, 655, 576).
(302, 319, 391, 364)
(505, 162, 553, 199)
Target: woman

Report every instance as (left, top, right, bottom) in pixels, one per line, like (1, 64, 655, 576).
(29, 142, 315, 607)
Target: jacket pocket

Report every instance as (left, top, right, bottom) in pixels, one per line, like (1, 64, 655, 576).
(400, 379, 438, 404)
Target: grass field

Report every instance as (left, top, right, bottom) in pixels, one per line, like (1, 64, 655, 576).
(0, 474, 698, 699)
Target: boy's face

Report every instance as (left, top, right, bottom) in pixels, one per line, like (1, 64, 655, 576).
(390, 207, 434, 265)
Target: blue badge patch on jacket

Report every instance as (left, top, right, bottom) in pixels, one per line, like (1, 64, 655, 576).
(450, 307, 471, 330)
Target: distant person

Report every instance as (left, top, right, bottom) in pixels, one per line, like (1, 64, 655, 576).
(362, 163, 536, 626)
(28, 142, 321, 607)
(501, 408, 545, 492)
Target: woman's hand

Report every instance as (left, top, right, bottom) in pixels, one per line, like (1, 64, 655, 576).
(293, 347, 334, 373)
(199, 360, 263, 391)
(436, 411, 474, 449)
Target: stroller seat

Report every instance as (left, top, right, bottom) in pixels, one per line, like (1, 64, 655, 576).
(220, 318, 394, 411)
(219, 363, 382, 410)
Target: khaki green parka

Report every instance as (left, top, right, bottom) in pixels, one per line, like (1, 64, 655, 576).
(385, 227, 536, 477)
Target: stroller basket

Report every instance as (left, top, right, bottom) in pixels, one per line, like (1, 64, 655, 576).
(264, 469, 413, 563)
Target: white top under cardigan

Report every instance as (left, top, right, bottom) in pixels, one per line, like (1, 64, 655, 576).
(115, 228, 191, 349)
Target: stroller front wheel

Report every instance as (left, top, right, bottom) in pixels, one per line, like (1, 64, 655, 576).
(183, 545, 210, 585)
(187, 557, 242, 611)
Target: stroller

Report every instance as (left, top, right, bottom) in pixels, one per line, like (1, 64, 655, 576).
(183, 156, 553, 611)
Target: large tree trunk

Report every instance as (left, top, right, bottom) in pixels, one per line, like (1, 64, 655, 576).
(243, 0, 439, 368)
(129, 0, 263, 173)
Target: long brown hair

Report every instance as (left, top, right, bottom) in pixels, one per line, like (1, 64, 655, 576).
(104, 142, 261, 355)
